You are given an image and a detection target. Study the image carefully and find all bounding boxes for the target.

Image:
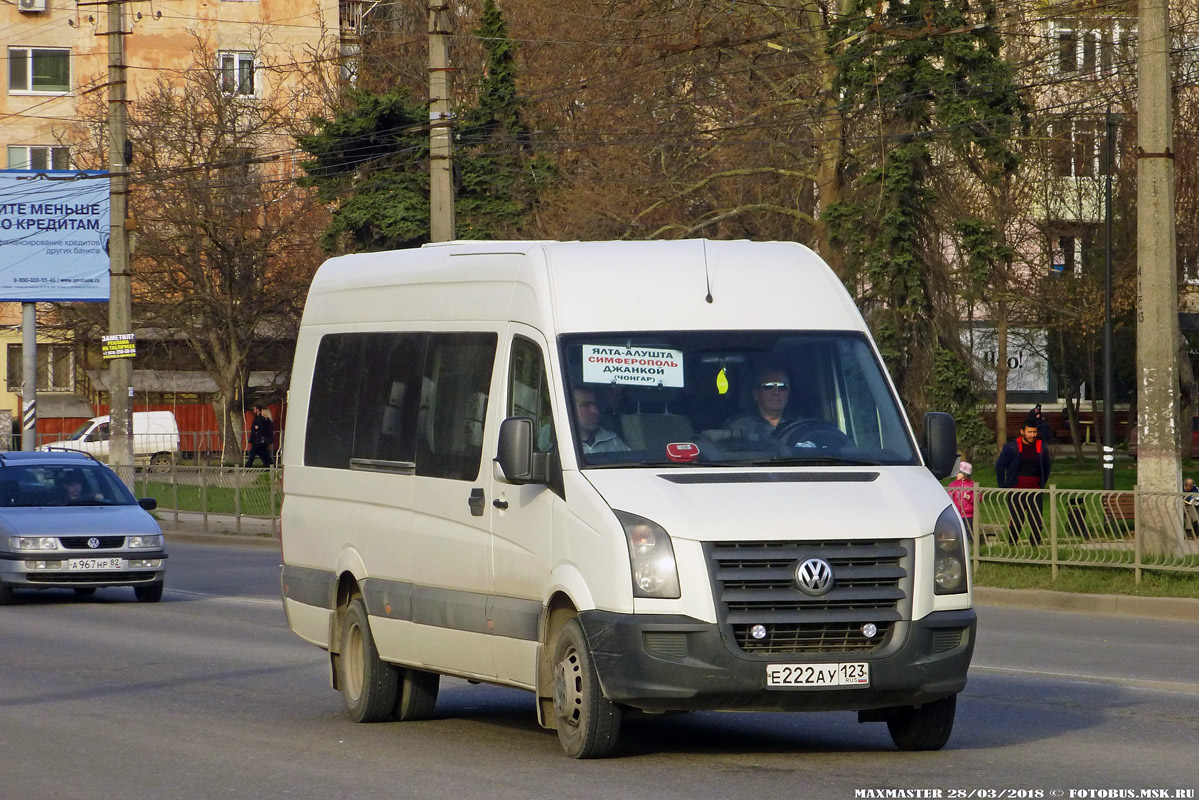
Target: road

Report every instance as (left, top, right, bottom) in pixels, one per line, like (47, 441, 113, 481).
(0, 538, 1195, 800)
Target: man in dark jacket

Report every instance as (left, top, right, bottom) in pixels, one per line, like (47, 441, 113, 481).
(995, 416, 1052, 546)
(245, 404, 275, 468)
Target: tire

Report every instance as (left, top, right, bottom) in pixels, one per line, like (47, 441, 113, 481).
(134, 582, 164, 603)
(149, 453, 173, 473)
(394, 668, 439, 721)
(0, 582, 14, 606)
(338, 597, 398, 723)
(885, 695, 957, 751)
(551, 618, 621, 758)
(74, 587, 97, 597)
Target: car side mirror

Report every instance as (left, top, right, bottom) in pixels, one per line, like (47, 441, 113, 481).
(921, 412, 957, 480)
(138, 497, 157, 511)
(496, 417, 548, 484)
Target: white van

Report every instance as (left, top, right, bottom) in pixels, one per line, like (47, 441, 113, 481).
(44, 411, 180, 468)
(280, 239, 973, 759)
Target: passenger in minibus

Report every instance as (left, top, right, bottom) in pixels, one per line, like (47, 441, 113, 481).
(573, 386, 630, 453)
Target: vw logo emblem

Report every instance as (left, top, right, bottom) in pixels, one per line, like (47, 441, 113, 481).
(87, 537, 100, 549)
(795, 557, 834, 596)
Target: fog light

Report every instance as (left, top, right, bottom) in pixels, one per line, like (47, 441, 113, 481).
(128, 559, 162, 569)
(862, 623, 878, 639)
(25, 560, 62, 570)
(750, 624, 768, 640)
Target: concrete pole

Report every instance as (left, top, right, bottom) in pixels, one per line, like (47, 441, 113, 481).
(1103, 110, 1116, 491)
(1136, 0, 1184, 555)
(428, 1, 455, 242)
(21, 303, 36, 451)
(108, 0, 134, 471)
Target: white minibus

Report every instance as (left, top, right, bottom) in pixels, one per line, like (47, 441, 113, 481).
(280, 239, 972, 758)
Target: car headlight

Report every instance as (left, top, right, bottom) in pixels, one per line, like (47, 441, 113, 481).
(128, 534, 163, 549)
(10, 536, 58, 551)
(933, 505, 968, 595)
(614, 510, 681, 599)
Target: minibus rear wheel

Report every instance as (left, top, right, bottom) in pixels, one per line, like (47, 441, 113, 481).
(552, 618, 621, 758)
(394, 668, 439, 721)
(885, 694, 957, 751)
(339, 597, 398, 723)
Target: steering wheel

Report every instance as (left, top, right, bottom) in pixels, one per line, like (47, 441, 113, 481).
(772, 418, 850, 449)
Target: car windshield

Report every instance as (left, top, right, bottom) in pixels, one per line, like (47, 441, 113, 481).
(66, 422, 92, 441)
(0, 464, 137, 507)
(560, 331, 918, 468)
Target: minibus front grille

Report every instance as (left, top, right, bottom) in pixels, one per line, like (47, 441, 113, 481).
(707, 539, 913, 655)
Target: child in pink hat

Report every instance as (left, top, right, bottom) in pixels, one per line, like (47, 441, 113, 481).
(948, 461, 975, 537)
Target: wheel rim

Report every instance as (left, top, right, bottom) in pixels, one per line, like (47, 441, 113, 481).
(344, 622, 365, 703)
(554, 646, 584, 729)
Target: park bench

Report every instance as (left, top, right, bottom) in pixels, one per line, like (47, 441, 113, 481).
(1102, 494, 1136, 533)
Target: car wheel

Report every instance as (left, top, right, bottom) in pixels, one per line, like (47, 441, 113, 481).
(885, 695, 957, 751)
(552, 618, 621, 758)
(394, 668, 439, 721)
(74, 587, 97, 597)
(134, 582, 164, 603)
(339, 597, 398, 723)
(0, 582, 14, 605)
(149, 453, 173, 473)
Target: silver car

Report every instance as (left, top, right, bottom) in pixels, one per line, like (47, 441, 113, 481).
(0, 450, 167, 603)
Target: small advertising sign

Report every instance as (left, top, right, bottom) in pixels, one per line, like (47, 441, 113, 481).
(0, 170, 111, 302)
(101, 333, 136, 360)
(581, 345, 685, 387)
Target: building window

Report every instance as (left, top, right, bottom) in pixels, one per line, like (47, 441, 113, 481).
(6, 344, 74, 393)
(219, 51, 256, 96)
(1048, 228, 1099, 277)
(1047, 117, 1114, 178)
(7, 145, 69, 170)
(1049, 20, 1135, 78)
(7, 47, 70, 93)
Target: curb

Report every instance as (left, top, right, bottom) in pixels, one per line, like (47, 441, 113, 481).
(974, 586, 1199, 622)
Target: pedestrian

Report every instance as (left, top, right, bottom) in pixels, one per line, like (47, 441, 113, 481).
(245, 404, 275, 468)
(1032, 403, 1054, 444)
(947, 461, 975, 539)
(995, 415, 1052, 546)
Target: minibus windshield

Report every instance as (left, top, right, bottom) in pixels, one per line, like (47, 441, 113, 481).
(560, 331, 919, 468)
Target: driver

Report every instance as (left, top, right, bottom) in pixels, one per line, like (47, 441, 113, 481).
(728, 368, 792, 439)
(58, 471, 85, 504)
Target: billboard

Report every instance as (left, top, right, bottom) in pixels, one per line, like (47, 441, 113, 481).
(964, 326, 1050, 394)
(0, 170, 110, 301)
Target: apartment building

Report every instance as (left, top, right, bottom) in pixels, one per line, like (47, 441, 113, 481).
(1, 0, 341, 441)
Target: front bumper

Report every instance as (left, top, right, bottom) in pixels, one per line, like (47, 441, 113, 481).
(578, 607, 976, 712)
(0, 550, 167, 589)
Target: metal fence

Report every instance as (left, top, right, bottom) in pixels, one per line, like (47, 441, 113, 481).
(969, 486, 1199, 581)
(112, 464, 281, 537)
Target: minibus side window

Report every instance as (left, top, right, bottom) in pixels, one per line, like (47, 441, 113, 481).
(353, 333, 424, 463)
(415, 333, 498, 481)
(508, 336, 554, 453)
(305, 334, 360, 468)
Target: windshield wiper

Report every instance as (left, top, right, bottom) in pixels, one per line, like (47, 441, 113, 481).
(753, 455, 883, 467)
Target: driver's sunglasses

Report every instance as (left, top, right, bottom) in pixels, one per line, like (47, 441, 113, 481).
(760, 381, 789, 391)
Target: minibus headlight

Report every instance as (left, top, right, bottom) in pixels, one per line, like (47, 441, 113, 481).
(614, 510, 681, 599)
(10, 536, 58, 551)
(933, 505, 968, 595)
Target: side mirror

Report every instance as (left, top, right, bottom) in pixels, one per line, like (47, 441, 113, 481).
(138, 497, 158, 511)
(921, 412, 958, 480)
(496, 417, 546, 484)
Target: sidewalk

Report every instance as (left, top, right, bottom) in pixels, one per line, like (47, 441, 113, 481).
(157, 511, 278, 542)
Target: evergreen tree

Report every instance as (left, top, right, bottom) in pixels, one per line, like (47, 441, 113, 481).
(825, 0, 1025, 415)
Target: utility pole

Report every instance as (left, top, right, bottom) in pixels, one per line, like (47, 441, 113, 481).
(21, 304, 36, 451)
(428, 1, 455, 242)
(1136, 0, 1184, 555)
(1103, 109, 1117, 491)
(107, 0, 134, 472)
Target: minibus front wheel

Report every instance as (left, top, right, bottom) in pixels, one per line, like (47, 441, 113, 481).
(884, 694, 957, 751)
(552, 618, 621, 758)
